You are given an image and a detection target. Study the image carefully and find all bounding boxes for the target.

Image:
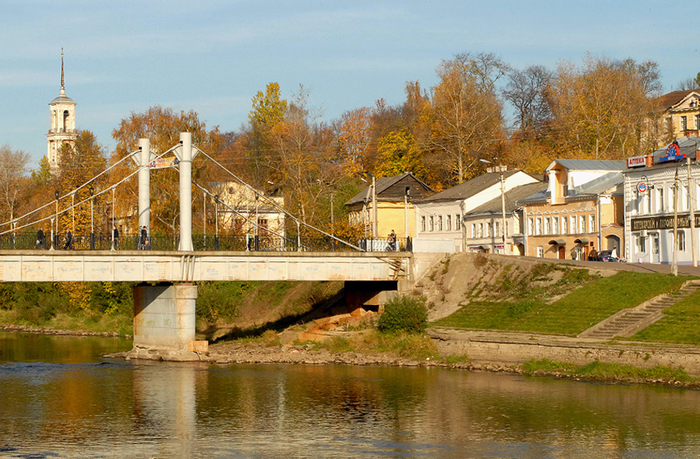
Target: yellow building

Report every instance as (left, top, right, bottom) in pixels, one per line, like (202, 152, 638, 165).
(519, 160, 625, 260)
(345, 172, 434, 250)
(657, 89, 700, 144)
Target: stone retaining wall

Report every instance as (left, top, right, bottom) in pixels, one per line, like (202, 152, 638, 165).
(433, 334, 700, 376)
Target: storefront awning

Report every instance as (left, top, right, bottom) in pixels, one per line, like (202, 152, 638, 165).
(574, 238, 589, 245)
(549, 239, 566, 245)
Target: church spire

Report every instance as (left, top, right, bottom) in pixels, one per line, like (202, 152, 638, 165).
(60, 48, 65, 95)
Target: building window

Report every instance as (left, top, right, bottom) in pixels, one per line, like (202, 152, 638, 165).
(421, 216, 426, 232)
(579, 216, 586, 234)
(455, 215, 461, 230)
(537, 246, 544, 258)
(657, 187, 664, 212)
(495, 221, 500, 238)
(589, 215, 595, 233)
(487, 222, 493, 237)
(437, 215, 443, 231)
(478, 223, 483, 238)
(429, 216, 434, 232)
(570, 216, 576, 234)
(446, 215, 452, 231)
(681, 115, 688, 131)
(678, 231, 686, 251)
(471, 223, 476, 238)
(528, 218, 534, 236)
(553, 216, 559, 235)
(562, 216, 568, 234)
(544, 217, 551, 235)
(696, 114, 700, 130)
(637, 235, 646, 252)
(536, 217, 543, 235)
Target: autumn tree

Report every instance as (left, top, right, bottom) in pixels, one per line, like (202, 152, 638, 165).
(111, 106, 223, 235)
(0, 145, 30, 226)
(423, 54, 505, 186)
(334, 107, 373, 177)
(374, 130, 428, 180)
(247, 82, 288, 185)
(55, 130, 108, 237)
(548, 55, 660, 159)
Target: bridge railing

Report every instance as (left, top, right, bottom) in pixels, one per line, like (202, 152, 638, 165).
(2, 232, 413, 253)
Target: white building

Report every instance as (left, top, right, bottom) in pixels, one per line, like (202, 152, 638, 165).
(46, 53, 77, 174)
(624, 137, 700, 265)
(413, 168, 539, 252)
(464, 182, 546, 255)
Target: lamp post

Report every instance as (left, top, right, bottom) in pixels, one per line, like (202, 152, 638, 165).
(480, 158, 507, 254)
(203, 190, 207, 249)
(71, 190, 75, 237)
(54, 190, 59, 250)
(214, 194, 219, 251)
(404, 186, 411, 250)
(111, 186, 116, 251)
(89, 186, 95, 250)
(50, 217, 55, 251)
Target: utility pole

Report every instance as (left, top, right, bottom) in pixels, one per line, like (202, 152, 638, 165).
(673, 168, 679, 276)
(688, 156, 697, 267)
(500, 168, 507, 254)
(370, 174, 378, 240)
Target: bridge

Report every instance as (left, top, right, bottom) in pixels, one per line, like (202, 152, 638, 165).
(0, 250, 408, 283)
(0, 133, 412, 356)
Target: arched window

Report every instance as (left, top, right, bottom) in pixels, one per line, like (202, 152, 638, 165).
(63, 110, 69, 131)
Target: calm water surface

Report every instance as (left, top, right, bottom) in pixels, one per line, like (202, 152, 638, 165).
(2, 331, 700, 458)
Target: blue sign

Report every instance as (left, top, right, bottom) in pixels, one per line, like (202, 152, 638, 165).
(659, 142, 686, 163)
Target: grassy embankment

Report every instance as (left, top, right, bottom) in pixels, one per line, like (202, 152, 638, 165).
(432, 269, 694, 337)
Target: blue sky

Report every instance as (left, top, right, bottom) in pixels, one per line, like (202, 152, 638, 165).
(1, 1, 697, 166)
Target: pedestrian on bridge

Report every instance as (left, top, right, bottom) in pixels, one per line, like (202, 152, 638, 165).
(63, 230, 73, 250)
(139, 226, 148, 250)
(112, 227, 119, 250)
(36, 228, 45, 249)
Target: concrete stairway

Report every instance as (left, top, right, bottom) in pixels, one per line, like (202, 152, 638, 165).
(578, 280, 700, 340)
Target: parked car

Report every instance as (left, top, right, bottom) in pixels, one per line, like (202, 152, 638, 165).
(598, 250, 624, 262)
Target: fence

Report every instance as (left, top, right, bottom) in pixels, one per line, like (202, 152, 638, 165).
(1, 232, 412, 253)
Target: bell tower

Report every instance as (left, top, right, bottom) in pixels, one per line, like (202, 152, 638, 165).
(46, 50, 77, 174)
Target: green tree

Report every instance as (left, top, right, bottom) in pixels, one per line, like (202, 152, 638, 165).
(375, 130, 427, 180)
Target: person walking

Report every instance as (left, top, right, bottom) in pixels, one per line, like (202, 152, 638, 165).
(63, 230, 73, 250)
(139, 226, 148, 250)
(388, 229, 397, 251)
(112, 227, 120, 250)
(36, 228, 45, 249)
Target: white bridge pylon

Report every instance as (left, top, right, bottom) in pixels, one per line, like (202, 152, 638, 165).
(135, 132, 195, 252)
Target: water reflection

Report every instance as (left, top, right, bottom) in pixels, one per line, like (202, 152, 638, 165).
(1, 331, 700, 457)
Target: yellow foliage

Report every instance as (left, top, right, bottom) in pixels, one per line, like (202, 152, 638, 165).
(57, 282, 92, 312)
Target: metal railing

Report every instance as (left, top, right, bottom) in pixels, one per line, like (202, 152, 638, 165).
(0, 232, 413, 253)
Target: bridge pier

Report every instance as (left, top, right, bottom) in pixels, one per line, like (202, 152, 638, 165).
(345, 280, 398, 313)
(131, 283, 199, 358)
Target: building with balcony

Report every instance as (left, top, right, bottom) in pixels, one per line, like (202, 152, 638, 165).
(623, 137, 700, 264)
(519, 160, 626, 260)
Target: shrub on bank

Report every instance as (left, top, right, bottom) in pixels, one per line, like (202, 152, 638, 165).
(378, 295, 428, 333)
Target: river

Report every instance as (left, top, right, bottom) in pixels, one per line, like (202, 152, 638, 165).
(2, 331, 700, 458)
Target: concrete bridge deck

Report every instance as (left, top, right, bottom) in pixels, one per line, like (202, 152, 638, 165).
(0, 250, 411, 283)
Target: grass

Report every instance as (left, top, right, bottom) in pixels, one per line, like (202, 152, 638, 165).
(433, 272, 692, 336)
(626, 289, 700, 345)
(522, 358, 695, 383)
(0, 309, 133, 336)
(304, 330, 441, 361)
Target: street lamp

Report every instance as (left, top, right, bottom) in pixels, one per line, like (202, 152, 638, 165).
(481, 158, 507, 254)
(54, 190, 59, 249)
(404, 186, 411, 251)
(214, 194, 220, 251)
(89, 186, 95, 250)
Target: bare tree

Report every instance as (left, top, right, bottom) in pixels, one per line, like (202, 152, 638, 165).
(676, 72, 700, 91)
(0, 145, 30, 224)
(503, 65, 553, 134)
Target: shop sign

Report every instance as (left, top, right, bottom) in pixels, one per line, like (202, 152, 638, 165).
(658, 142, 686, 163)
(627, 156, 646, 168)
(149, 157, 177, 169)
(631, 214, 700, 231)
